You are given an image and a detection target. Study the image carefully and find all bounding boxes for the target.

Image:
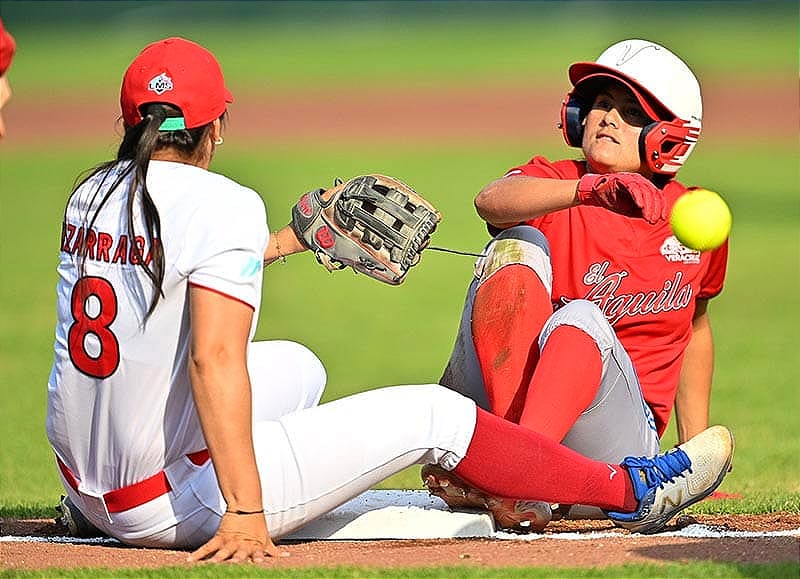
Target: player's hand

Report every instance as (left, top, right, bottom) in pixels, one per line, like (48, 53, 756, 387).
(576, 172, 666, 224)
(187, 512, 283, 563)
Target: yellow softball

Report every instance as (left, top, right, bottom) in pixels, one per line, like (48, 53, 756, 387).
(669, 189, 732, 251)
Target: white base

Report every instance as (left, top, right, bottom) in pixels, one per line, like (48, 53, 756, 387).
(283, 490, 495, 540)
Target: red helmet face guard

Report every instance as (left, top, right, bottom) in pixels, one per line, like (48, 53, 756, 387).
(639, 119, 700, 175)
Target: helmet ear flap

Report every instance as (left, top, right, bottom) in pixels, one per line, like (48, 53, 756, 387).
(639, 120, 701, 175)
(560, 91, 586, 147)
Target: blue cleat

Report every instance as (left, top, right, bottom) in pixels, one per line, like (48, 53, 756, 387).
(606, 425, 734, 534)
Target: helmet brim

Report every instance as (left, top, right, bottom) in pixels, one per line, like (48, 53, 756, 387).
(569, 62, 672, 122)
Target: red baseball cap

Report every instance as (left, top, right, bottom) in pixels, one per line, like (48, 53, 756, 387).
(120, 37, 233, 128)
(0, 18, 16, 76)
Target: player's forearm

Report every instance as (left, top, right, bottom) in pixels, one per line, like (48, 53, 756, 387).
(474, 175, 579, 227)
(674, 305, 714, 443)
(188, 287, 264, 512)
(263, 224, 307, 266)
(189, 356, 264, 512)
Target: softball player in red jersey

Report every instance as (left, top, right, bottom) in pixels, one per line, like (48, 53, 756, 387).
(0, 17, 16, 138)
(47, 37, 733, 562)
(437, 39, 728, 522)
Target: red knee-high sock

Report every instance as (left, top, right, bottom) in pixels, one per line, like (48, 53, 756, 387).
(454, 408, 638, 511)
(518, 325, 603, 441)
(472, 265, 552, 422)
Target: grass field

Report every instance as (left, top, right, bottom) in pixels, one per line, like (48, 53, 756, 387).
(0, 1, 798, 576)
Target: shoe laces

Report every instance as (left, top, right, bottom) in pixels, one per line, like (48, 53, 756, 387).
(623, 449, 693, 493)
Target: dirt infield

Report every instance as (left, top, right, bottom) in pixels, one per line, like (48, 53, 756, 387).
(2, 513, 799, 570)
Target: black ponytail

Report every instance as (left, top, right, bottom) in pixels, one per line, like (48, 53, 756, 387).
(67, 103, 215, 320)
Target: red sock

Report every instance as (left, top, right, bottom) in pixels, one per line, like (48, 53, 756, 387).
(454, 408, 638, 511)
(472, 265, 552, 422)
(518, 325, 603, 441)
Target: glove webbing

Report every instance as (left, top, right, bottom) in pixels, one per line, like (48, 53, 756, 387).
(336, 179, 438, 267)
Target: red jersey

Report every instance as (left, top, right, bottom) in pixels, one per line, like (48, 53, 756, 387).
(0, 18, 16, 76)
(503, 156, 728, 435)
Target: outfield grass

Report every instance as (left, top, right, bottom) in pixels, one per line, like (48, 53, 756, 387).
(4, 2, 796, 98)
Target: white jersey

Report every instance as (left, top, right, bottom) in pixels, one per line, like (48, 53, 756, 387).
(46, 160, 268, 495)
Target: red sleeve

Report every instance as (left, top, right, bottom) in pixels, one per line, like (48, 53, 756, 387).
(698, 241, 728, 299)
(504, 156, 585, 180)
(0, 19, 16, 76)
(485, 156, 586, 236)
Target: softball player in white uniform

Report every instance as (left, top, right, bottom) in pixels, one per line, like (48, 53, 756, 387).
(47, 37, 733, 562)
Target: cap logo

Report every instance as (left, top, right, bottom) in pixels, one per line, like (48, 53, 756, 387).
(615, 43, 660, 67)
(147, 72, 174, 95)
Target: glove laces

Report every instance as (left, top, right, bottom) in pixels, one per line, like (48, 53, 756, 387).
(624, 449, 693, 491)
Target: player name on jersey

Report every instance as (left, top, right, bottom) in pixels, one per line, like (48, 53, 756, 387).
(61, 221, 159, 266)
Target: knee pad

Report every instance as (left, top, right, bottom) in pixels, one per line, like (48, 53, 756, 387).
(475, 226, 552, 294)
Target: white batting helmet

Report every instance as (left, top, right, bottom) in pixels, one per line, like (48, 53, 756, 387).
(560, 39, 702, 176)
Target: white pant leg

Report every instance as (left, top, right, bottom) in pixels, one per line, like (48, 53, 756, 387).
(261, 384, 476, 537)
(96, 385, 476, 548)
(247, 340, 326, 421)
(182, 384, 477, 542)
(539, 300, 660, 463)
(440, 225, 552, 410)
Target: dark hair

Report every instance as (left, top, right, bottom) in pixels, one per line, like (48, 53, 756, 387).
(66, 103, 216, 319)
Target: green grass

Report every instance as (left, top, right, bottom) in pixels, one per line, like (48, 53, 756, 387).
(4, 1, 796, 99)
(1, 562, 797, 579)
(1, 141, 798, 509)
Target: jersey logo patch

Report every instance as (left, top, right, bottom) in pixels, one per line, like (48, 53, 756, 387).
(660, 236, 701, 264)
(240, 256, 262, 278)
(148, 73, 174, 95)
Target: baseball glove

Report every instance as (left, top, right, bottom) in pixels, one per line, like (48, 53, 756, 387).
(291, 174, 441, 285)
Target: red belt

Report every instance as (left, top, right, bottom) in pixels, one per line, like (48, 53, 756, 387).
(56, 449, 210, 514)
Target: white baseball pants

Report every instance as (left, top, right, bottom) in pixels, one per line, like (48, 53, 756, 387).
(62, 340, 477, 548)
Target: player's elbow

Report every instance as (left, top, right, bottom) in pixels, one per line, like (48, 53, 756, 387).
(474, 180, 510, 227)
(189, 343, 240, 380)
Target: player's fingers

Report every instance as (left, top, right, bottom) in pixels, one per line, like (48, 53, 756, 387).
(632, 185, 659, 224)
(648, 184, 667, 223)
(649, 191, 667, 224)
(640, 193, 657, 224)
(229, 543, 259, 563)
(263, 538, 286, 559)
(208, 542, 238, 563)
(187, 537, 221, 562)
(658, 193, 668, 222)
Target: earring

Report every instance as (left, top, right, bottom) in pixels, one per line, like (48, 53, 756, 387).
(214, 137, 224, 146)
